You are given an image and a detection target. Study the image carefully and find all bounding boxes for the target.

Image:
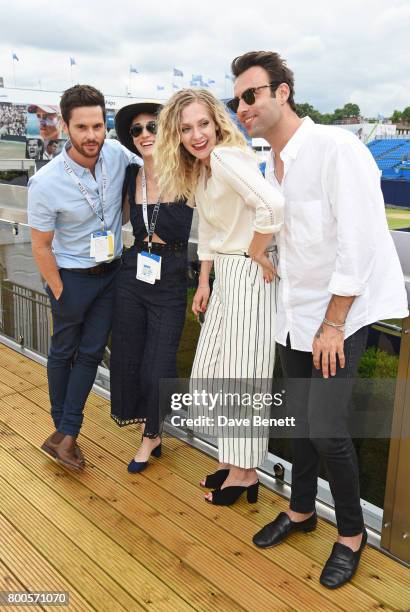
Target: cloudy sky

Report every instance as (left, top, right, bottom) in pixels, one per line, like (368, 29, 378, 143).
(0, 0, 409, 117)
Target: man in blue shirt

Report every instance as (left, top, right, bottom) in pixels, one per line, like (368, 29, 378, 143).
(28, 84, 137, 470)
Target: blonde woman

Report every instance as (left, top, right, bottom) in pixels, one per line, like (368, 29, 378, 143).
(154, 89, 284, 505)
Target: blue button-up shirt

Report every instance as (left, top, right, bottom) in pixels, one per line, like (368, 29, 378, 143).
(28, 139, 138, 268)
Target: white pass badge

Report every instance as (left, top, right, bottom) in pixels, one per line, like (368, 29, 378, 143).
(136, 251, 161, 284)
(90, 230, 115, 262)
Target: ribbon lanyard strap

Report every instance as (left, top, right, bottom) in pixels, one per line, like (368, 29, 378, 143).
(64, 156, 107, 230)
(141, 168, 160, 252)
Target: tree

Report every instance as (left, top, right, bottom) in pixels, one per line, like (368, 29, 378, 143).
(295, 102, 322, 123)
(391, 110, 402, 123)
(332, 107, 344, 122)
(320, 113, 334, 125)
(342, 103, 360, 117)
(401, 107, 410, 123)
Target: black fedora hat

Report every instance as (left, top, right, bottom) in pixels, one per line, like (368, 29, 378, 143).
(115, 100, 162, 156)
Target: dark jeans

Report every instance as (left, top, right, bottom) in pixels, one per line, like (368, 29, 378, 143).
(278, 326, 369, 536)
(46, 263, 119, 437)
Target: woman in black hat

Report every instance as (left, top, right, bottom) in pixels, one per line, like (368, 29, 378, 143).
(110, 101, 193, 472)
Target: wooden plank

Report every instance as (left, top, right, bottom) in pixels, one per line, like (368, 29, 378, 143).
(0, 513, 93, 611)
(0, 427, 245, 612)
(73, 403, 408, 610)
(1, 352, 408, 610)
(0, 381, 16, 398)
(0, 427, 292, 612)
(174, 442, 410, 576)
(0, 479, 140, 612)
(170, 441, 410, 600)
(0, 348, 46, 373)
(38, 385, 408, 603)
(0, 559, 43, 612)
(0, 452, 194, 612)
(0, 351, 47, 386)
(0, 365, 33, 392)
(0, 399, 390, 612)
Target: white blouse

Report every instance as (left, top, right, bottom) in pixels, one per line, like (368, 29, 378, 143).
(195, 146, 284, 260)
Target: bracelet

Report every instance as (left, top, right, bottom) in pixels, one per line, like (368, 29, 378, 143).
(198, 285, 210, 289)
(323, 318, 345, 330)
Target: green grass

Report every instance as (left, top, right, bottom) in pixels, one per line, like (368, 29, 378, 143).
(385, 205, 410, 230)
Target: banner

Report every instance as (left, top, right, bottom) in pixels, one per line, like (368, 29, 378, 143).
(0, 101, 66, 160)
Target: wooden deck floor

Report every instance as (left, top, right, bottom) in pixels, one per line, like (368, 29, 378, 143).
(0, 343, 408, 611)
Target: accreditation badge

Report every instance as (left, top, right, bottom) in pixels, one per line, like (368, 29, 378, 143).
(136, 251, 161, 284)
(90, 230, 115, 262)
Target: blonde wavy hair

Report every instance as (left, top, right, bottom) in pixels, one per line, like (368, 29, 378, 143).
(154, 88, 248, 203)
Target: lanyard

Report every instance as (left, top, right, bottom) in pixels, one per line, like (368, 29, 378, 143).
(64, 155, 108, 230)
(141, 168, 160, 252)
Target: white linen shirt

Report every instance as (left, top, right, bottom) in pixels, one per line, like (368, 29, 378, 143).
(195, 145, 284, 260)
(265, 117, 409, 351)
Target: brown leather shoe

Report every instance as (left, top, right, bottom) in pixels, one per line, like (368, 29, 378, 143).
(54, 435, 84, 471)
(74, 438, 85, 466)
(41, 431, 85, 466)
(41, 431, 64, 458)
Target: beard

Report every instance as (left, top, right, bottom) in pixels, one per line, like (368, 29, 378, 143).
(68, 132, 105, 159)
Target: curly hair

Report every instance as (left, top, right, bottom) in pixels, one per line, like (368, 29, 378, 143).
(154, 88, 248, 203)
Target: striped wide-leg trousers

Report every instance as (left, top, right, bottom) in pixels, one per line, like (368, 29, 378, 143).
(190, 253, 277, 468)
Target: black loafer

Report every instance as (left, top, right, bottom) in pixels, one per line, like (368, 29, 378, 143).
(252, 511, 317, 548)
(320, 529, 367, 589)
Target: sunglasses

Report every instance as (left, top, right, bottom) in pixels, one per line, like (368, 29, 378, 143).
(227, 82, 277, 113)
(129, 120, 157, 138)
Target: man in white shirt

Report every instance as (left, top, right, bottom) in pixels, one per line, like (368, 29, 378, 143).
(229, 51, 409, 589)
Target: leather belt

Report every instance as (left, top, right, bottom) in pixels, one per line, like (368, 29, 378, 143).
(61, 258, 121, 276)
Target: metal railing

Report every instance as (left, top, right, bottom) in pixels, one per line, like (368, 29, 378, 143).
(0, 279, 51, 355)
(0, 279, 110, 368)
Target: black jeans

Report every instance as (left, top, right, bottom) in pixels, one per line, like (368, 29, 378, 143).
(278, 326, 369, 536)
(46, 263, 119, 437)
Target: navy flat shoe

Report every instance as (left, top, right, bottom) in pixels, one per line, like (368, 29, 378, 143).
(127, 443, 162, 473)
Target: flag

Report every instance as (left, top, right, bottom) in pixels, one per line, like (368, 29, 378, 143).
(172, 83, 179, 90)
(202, 82, 209, 87)
(208, 79, 215, 85)
(130, 65, 138, 74)
(173, 68, 183, 77)
(157, 85, 165, 91)
(70, 57, 76, 66)
(12, 52, 19, 61)
(225, 73, 233, 81)
(191, 74, 202, 83)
